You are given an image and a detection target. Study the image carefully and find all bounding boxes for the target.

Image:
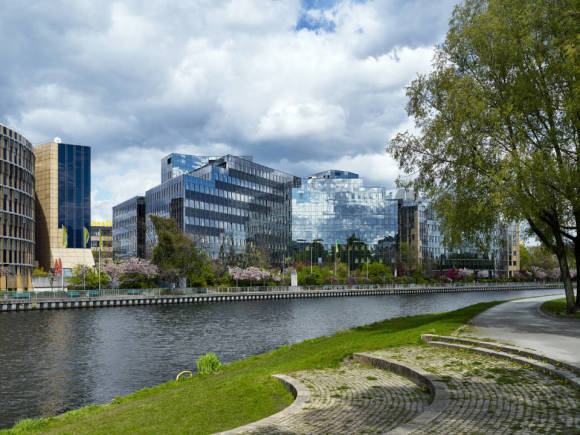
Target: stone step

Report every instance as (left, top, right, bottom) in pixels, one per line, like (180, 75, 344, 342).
(423, 337, 580, 390)
(422, 334, 580, 376)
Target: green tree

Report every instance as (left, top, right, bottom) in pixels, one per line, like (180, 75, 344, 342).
(69, 265, 109, 290)
(150, 215, 212, 286)
(388, 0, 578, 312)
(520, 243, 559, 271)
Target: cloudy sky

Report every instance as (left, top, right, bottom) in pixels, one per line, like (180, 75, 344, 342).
(1, 0, 457, 221)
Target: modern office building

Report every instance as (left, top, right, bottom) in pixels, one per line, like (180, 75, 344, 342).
(397, 192, 520, 277)
(161, 153, 253, 183)
(112, 196, 146, 260)
(291, 170, 399, 267)
(0, 124, 36, 290)
(35, 141, 94, 273)
(91, 222, 113, 262)
(145, 155, 299, 263)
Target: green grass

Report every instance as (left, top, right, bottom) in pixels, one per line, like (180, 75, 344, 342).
(3, 301, 502, 435)
(541, 298, 580, 319)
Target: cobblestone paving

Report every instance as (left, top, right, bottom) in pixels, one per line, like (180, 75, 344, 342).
(248, 361, 430, 434)
(372, 346, 580, 434)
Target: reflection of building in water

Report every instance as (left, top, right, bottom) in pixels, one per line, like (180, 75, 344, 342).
(0, 124, 36, 290)
(292, 170, 399, 267)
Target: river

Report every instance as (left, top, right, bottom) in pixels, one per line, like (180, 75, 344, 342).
(0, 288, 559, 428)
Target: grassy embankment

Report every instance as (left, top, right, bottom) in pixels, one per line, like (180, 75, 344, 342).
(5, 301, 502, 435)
(541, 297, 580, 319)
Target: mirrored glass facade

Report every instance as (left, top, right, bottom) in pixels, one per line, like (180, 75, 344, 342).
(112, 196, 145, 259)
(398, 193, 520, 277)
(57, 144, 91, 249)
(292, 172, 399, 262)
(161, 153, 253, 183)
(146, 155, 299, 263)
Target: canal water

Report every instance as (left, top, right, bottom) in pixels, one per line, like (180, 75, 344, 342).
(0, 288, 559, 428)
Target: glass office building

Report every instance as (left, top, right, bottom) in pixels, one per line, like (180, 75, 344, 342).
(292, 171, 399, 264)
(57, 144, 91, 249)
(145, 155, 299, 263)
(112, 196, 146, 259)
(398, 192, 520, 277)
(36, 141, 94, 272)
(161, 153, 253, 183)
(0, 124, 35, 290)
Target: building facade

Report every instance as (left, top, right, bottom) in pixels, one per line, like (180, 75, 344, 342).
(397, 193, 520, 277)
(91, 222, 113, 263)
(35, 141, 94, 272)
(291, 171, 399, 267)
(161, 153, 253, 183)
(146, 155, 299, 263)
(112, 196, 145, 260)
(0, 124, 35, 290)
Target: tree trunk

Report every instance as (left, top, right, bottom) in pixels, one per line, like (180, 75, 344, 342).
(554, 233, 576, 314)
(528, 216, 576, 313)
(575, 238, 579, 308)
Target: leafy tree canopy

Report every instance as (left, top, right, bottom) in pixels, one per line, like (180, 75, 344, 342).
(388, 0, 579, 312)
(150, 215, 211, 286)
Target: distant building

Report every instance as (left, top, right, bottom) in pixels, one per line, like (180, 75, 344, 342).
(145, 155, 299, 263)
(112, 196, 146, 260)
(0, 124, 36, 290)
(91, 222, 113, 262)
(397, 192, 520, 277)
(291, 171, 399, 267)
(35, 141, 94, 273)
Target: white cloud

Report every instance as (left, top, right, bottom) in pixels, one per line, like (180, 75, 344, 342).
(0, 0, 456, 220)
(257, 100, 346, 139)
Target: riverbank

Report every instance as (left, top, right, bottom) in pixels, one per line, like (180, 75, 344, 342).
(541, 297, 580, 319)
(4, 301, 502, 434)
(0, 282, 563, 312)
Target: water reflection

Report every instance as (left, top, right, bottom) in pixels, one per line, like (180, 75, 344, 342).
(0, 289, 557, 428)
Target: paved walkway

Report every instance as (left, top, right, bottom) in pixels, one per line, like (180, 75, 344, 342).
(374, 346, 580, 434)
(240, 346, 580, 434)
(248, 361, 430, 434)
(463, 294, 580, 367)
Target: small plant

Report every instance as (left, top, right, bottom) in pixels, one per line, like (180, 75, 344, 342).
(366, 376, 378, 381)
(196, 352, 222, 375)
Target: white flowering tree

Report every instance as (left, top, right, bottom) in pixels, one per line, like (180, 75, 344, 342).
(105, 258, 159, 288)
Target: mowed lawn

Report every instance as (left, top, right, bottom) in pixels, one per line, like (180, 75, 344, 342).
(541, 297, 580, 319)
(4, 301, 501, 435)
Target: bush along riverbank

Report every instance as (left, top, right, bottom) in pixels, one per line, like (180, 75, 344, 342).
(4, 301, 503, 435)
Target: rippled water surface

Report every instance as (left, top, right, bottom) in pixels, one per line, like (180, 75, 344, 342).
(0, 288, 559, 428)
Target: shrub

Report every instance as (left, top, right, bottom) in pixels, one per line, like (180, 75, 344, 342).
(196, 352, 222, 375)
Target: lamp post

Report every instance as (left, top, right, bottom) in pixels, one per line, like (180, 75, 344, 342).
(347, 246, 351, 277)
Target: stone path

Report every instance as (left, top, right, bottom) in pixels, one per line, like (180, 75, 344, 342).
(225, 297, 580, 434)
(372, 346, 580, 434)
(463, 294, 580, 367)
(245, 361, 430, 434)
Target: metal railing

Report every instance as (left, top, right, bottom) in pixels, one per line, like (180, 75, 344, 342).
(0, 281, 566, 303)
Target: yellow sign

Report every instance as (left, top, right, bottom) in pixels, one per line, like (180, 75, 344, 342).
(91, 220, 112, 227)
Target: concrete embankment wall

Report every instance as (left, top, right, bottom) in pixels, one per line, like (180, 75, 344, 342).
(0, 284, 563, 312)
